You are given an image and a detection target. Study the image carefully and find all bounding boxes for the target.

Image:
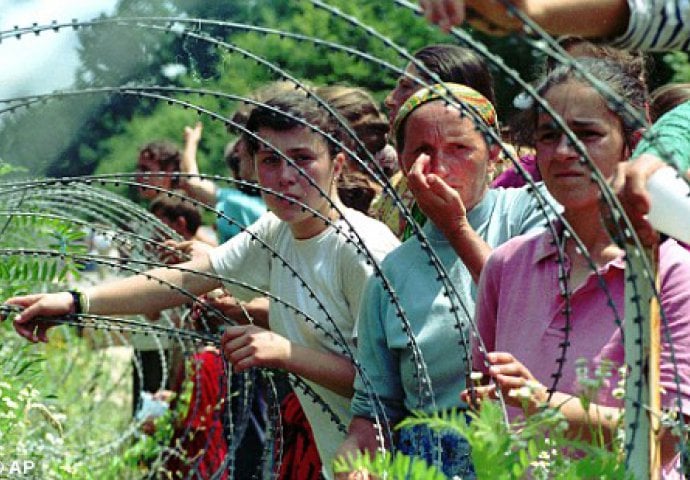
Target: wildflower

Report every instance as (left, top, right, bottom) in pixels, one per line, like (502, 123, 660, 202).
(3, 397, 19, 410)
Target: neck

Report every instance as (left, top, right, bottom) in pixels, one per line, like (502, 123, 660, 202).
(289, 195, 345, 240)
(563, 206, 622, 266)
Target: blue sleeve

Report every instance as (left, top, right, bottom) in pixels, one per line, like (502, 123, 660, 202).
(514, 184, 555, 236)
(350, 274, 406, 424)
(634, 101, 690, 173)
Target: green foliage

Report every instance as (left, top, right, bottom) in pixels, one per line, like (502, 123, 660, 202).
(334, 449, 447, 480)
(662, 51, 690, 83)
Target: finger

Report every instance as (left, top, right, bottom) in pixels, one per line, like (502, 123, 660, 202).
(494, 373, 530, 392)
(463, 385, 497, 403)
(14, 320, 38, 343)
(489, 361, 527, 378)
(221, 327, 247, 346)
(406, 154, 432, 192)
(426, 174, 458, 203)
(486, 351, 517, 365)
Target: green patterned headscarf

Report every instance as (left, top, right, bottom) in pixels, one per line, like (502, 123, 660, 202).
(393, 82, 499, 149)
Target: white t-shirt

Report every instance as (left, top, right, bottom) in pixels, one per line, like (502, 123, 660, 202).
(209, 208, 399, 478)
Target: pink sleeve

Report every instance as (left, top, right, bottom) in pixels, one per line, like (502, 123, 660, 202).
(473, 253, 501, 375)
(658, 240, 690, 415)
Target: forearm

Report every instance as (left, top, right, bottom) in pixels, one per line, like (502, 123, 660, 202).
(86, 255, 220, 317)
(182, 179, 217, 207)
(445, 221, 492, 283)
(336, 416, 386, 472)
(284, 344, 356, 398)
(468, 0, 629, 38)
(544, 391, 621, 443)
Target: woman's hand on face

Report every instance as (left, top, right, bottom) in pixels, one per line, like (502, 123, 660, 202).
(221, 325, 291, 373)
(407, 153, 469, 235)
(3, 292, 73, 343)
(461, 351, 547, 412)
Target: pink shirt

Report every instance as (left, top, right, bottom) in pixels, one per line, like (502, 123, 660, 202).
(474, 230, 690, 476)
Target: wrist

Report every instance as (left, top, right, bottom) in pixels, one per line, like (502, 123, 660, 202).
(67, 289, 90, 315)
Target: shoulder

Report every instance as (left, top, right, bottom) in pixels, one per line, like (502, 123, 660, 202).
(488, 229, 546, 267)
(339, 208, 400, 255)
(660, 239, 690, 283)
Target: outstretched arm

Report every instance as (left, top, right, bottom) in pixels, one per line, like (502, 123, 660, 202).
(4, 253, 220, 343)
(180, 122, 218, 206)
(421, 0, 630, 39)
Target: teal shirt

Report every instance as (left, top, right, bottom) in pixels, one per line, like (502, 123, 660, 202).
(215, 187, 266, 243)
(634, 101, 690, 173)
(351, 185, 554, 423)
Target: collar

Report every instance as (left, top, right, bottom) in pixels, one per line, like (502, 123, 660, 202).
(532, 220, 627, 273)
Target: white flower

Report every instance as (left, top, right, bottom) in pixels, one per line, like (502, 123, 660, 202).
(469, 371, 483, 381)
(3, 397, 19, 409)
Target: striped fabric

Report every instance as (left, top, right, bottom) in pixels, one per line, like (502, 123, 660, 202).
(611, 0, 690, 51)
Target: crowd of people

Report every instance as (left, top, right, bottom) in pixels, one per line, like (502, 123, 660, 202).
(4, 1, 690, 478)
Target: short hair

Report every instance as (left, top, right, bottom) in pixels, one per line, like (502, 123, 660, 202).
(413, 44, 496, 106)
(150, 191, 202, 235)
(244, 92, 354, 159)
(137, 141, 181, 171)
(650, 83, 690, 123)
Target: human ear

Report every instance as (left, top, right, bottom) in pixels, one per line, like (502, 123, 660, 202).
(487, 143, 501, 178)
(333, 152, 346, 179)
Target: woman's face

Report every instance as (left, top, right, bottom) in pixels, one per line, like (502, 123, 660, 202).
(254, 126, 342, 239)
(536, 80, 629, 212)
(385, 63, 423, 131)
(400, 101, 495, 211)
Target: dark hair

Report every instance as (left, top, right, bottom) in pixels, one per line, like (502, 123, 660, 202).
(150, 191, 202, 235)
(244, 92, 353, 159)
(650, 83, 690, 123)
(413, 44, 496, 106)
(517, 57, 648, 148)
(138, 141, 181, 171)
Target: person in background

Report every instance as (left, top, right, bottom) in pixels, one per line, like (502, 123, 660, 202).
(315, 85, 391, 214)
(136, 141, 183, 201)
(150, 190, 217, 246)
(181, 122, 266, 244)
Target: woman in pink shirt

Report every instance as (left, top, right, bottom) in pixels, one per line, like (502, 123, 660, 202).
(468, 57, 690, 477)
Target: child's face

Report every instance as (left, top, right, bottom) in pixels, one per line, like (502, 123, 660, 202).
(400, 101, 495, 211)
(536, 80, 628, 212)
(255, 126, 342, 239)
